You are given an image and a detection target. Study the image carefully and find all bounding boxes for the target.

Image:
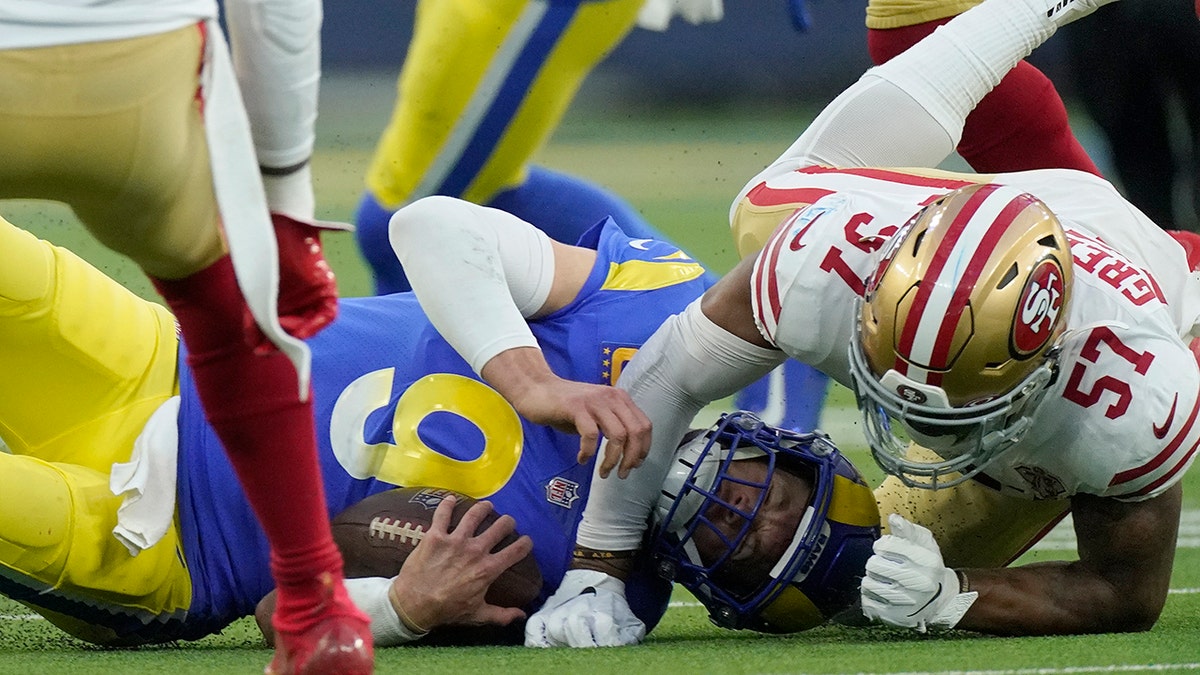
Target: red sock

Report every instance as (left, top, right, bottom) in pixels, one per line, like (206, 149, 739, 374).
(868, 21, 1101, 177)
(152, 256, 358, 633)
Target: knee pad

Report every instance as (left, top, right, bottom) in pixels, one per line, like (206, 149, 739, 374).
(0, 455, 74, 576)
(0, 217, 52, 308)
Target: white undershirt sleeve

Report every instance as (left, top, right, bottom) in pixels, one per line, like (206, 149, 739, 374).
(224, 0, 322, 219)
(390, 196, 556, 374)
(575, 299, 786, 551)
(224, 0, 321, 169)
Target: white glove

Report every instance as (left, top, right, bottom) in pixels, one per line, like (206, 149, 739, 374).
(860, 514, 978, 633)
(524, 569, 646, 648)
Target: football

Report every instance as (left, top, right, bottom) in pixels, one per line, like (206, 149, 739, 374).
(331, 486, 543, 612)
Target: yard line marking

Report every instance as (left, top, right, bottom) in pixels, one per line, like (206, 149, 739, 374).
(0, 613, 43, 620)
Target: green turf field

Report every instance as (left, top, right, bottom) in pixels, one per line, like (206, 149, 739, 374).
(2, 73, 1198, 674)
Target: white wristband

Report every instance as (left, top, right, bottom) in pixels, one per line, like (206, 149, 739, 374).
(342, 576, 427, 646)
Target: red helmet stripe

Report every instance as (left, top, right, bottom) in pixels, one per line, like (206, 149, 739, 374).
(894, 184, 1002, 379)
(927, 194, 1035, 371)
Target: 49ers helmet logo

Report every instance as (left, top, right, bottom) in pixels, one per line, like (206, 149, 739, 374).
(1012, 259, 1065, 356)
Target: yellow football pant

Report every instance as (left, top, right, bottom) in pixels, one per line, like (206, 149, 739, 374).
(365, 0, 645, 208)
(874, 446, 1071, 568)
(0, 217, 190, 645)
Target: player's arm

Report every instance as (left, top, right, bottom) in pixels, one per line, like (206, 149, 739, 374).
(389, 196, 651, 468)
(955, 486, 1180, 635)
(862, 485, 1180, 635)
(574, 255, 784, 552)
(223, 0, 322, 221)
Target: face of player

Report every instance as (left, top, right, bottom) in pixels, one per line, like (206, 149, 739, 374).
(689, 459, 812, 589)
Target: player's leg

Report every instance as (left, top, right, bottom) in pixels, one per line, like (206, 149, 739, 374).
(355, 0, 644, 293)
(0, 216, 179, 472)
(1062, 9, 1176, 227)
(0, 210, 188, 647)
(867, 18, 1100, 176)
(136, 28, 368, 672)
(0, 452, 191, 646)
(875, 446, 1070, 568)
(0, 28, 368, 671)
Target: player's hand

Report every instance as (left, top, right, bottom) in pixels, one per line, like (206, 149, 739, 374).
(524, 569, 645, 648)
(482, 348, 651, 478)
(521, 378, 651, 479)
(390, 495, 533, 632)
(860, 514, 978, 632)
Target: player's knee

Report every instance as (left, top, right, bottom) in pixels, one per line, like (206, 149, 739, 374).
(0, 220, 54, 310)
(0, 459, 74, 574)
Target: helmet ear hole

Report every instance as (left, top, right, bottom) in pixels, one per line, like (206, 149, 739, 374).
(996, 263, 1018, 290)
(910, 229, 926, 254)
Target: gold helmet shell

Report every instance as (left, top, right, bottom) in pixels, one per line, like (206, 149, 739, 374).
(849, 183, 1072, 488)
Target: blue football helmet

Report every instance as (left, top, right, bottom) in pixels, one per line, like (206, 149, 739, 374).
(650, 411, 880, 633)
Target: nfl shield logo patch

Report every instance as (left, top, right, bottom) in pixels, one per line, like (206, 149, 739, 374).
(409, 487, 458, 510)
(545, 477, 581, 509)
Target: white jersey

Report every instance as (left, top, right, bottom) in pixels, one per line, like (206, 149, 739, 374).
(737, 164, 1200, 502)
(0, 0, 216, 49)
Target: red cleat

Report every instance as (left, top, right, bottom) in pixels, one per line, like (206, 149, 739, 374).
(266, 614, 374, 675)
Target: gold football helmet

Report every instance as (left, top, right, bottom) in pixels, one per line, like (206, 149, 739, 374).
(847, 183, 1072, 488)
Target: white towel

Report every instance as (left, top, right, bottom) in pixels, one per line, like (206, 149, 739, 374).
(110, 397, 182, 556)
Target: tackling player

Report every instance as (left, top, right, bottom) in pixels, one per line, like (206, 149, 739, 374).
(530, 0, 1197, 644)
(0, 201, 879, 648)
(0, 1, 371, 672)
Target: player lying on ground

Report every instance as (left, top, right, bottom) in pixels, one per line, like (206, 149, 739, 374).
(0, 198, 877, 647)
(528, 0, 1198, 644)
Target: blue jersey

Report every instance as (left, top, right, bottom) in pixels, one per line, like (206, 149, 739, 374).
(173, 218, 711, 639)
